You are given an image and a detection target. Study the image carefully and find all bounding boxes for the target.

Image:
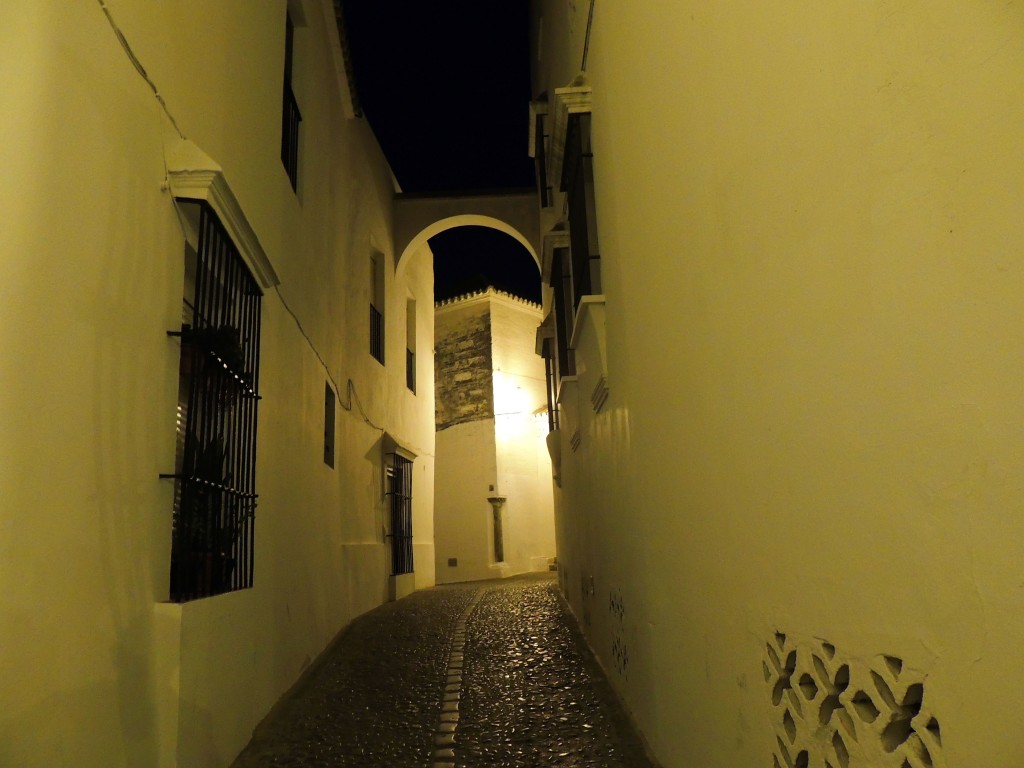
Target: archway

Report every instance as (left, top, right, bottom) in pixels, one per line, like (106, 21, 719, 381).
(430, 225, 541, 304)
(398, 215, 539, 275)
(393, 189, 540, 274)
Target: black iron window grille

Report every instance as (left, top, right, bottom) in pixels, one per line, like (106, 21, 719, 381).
(370, 304, 384, 364)
(563, 112, 601, 309)
(542, 338, 561, 432)
(386, 454, 414, 575)
(550, 247, 576, 380)
(281, 13, 302, 191)
(406, 348, 416, 392)
(164, 201, 262, 602)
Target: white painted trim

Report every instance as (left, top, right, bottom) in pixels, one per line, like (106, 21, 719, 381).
(535, 312, 555, 356)
(569, 296, 609, 413)
(556, 375, 577, 408)
(165, 140, 279, 289)
(541, 223, 570, 284)
(383, 431, 418, 461)
(570, 294, 606, 350)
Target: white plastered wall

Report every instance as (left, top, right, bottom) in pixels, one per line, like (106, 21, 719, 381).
(490, 295, 557, 576)
(434, 418, 499, 583)
(536, 0, 1024, 766)
(433, 292, 555, 584)
(0, 2, 434, 766)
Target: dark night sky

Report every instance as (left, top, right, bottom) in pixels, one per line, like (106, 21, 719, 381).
(341, 1, 541, 304)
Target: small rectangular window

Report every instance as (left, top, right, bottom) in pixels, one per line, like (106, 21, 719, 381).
(324, 381, 336, 468)
(406, 298, 417, 393)
(370, 252, 385, 364)
(281, 12, 302, 191)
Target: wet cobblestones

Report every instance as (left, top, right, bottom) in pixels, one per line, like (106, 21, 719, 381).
(457, 577, 654, 768)
(231, 574, 656, 768)
(232, 587, 476, 768)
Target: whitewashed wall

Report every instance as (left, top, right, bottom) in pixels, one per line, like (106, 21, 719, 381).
(535, 1, 1024, 766)
(0, 2, 434, 766)
(434, 291, 555, 584)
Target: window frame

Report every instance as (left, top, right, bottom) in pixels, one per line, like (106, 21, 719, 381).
(386, 453, 414, 575)
(369, 252, 385, 365)
(563, 112, 601, 309)
(405, 297, 417, 393)
(165, 200, 263, 603)
(281, 11, 302, 191)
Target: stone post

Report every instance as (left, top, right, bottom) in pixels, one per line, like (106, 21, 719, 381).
(487, 496, 507, 563)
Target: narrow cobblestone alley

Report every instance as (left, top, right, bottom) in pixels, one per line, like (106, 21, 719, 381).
(231, 574, 656, 768)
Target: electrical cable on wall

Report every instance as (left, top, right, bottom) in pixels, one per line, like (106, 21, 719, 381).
(97, 0, 185, 139)
(106, 0, 389, 439)
(273, 286, 385, 434)
(581, 0, 596, 71)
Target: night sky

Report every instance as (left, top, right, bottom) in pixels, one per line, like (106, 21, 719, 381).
(341, 1, 541, 304)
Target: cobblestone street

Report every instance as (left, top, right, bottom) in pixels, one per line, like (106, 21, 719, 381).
(231, 574, 656, 767)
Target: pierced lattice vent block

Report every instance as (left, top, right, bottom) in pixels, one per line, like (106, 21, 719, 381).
(764, 633, 944, 768)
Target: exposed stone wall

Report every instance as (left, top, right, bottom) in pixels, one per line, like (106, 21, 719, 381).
(435, 302, 494, 430)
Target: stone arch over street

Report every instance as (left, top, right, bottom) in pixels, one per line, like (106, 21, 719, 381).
(393, 189, 540, 274)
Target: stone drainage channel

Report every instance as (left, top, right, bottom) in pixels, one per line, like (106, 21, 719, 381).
(432, 588, 484, 767)
(432, 577, 656, 768)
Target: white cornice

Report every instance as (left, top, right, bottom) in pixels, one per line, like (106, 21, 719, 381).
(549, 74, 592, 193)
(165, 139, 280, 289)
(383, 431, 418, 461)
(535, 311, 555, 356)
(541, 223, 570, 285)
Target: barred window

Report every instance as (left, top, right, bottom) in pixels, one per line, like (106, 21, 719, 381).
(542, 337, 561, 432)
(166, 201, 262, 602)
(563, 112, 601, 308)
(549, 246, 576, 381)
(386, 454, 414, 576)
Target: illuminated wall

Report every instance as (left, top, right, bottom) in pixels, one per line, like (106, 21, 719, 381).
(0, 2, 434, 766)
(434, 289, 556, 584)
(534, 1, 1024, 766)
